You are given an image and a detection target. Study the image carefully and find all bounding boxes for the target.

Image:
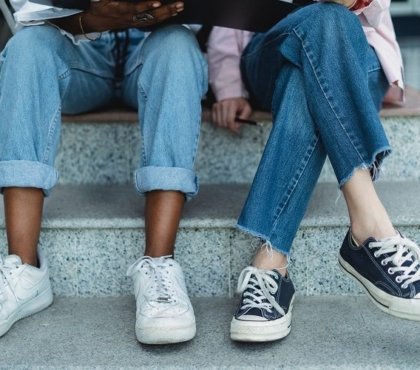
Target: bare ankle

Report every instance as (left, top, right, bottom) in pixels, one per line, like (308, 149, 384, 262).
(351, 220, 396, 245)
(252, 243, 289, 277)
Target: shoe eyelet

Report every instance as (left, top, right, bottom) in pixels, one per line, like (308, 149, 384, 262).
(396, 276, 402, 283)
(381, 260, 387, 266)
(373, 252, 380, 258)
(388, 268, 395, 275)
(402, 284, 408, 289)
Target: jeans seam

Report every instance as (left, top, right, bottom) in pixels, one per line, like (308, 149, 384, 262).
(42, 106, 61, 164)
(293, 28, 366, 165)
(268, 133, 321, 241)
(241, 32, 291, 60)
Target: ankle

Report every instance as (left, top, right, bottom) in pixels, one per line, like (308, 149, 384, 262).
(351, 220, 396, 245)
(252, 243, 289, 277)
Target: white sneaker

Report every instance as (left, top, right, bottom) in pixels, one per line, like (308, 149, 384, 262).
(127, 256, 196, 344)
(0, 249, 53, 337)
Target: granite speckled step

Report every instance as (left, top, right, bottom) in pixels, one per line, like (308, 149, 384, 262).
(1, 182, 419, 297)
(56, 89, 420, 185)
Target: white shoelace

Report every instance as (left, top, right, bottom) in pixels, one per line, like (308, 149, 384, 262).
(237, 266, 285, 316)
(369, 234, 420, 289)
(127, 256, 177, 304)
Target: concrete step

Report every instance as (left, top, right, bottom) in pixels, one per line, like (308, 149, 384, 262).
(57, 89, 420, 185)
(1, 182, 419, 297)
(0, 296, 418, 369)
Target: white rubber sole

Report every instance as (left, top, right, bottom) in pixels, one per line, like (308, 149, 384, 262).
(230, 295, 295, 342)
(0, 287, 54, 337)
(136, 320, 196, 345)
(338, 254, 420, 321)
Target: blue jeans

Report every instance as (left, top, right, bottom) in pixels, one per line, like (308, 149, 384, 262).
(0, 25, 208, 198)
(238, 3, 391, 255)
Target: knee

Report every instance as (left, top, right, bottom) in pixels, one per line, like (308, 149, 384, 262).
(309, 3, 362, 34)
(3, 25, 66, 61)
(145, 25, 202, 60)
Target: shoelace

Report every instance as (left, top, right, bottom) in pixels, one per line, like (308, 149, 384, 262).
(127, 256, 177, 304)
(237, 266, 285, 316)
(369, 234, 420, 289)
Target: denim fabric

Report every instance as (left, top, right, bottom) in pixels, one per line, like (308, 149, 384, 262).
(0, 25, 208, 198)
(238, 3, 391, 255)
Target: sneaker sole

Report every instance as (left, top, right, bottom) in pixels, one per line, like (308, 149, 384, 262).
(230, 295, 295, 342)
(136, 321, 196, 345)
(338, 254, 420, 321)
(0, 287, 54, 337)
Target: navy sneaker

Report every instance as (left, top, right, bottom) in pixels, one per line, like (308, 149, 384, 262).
(339, 230, 420, 321)
(230, 266, 295, 342)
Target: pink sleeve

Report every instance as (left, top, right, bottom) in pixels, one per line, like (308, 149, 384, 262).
(207, 27, 253, 101)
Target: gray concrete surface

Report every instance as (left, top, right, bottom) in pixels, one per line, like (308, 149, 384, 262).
(0, 296, 418, 369)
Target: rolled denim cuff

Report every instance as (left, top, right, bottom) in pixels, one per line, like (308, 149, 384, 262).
(135, 166, 199, 201)
(0, 160, 59, 196)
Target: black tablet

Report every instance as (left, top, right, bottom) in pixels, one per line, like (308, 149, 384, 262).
(29, 0, 313, 32)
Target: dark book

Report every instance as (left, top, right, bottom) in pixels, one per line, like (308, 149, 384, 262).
(29, 0, 313, 32)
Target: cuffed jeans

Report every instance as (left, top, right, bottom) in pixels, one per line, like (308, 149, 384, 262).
(238, 3, 391, 255)
(0, 25, 208, 198)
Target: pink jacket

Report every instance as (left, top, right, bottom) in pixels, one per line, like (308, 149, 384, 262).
(208, 0, 404, 104)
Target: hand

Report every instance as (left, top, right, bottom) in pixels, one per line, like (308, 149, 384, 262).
(212, 98, 252, 134)
(83, 0, 184, 32)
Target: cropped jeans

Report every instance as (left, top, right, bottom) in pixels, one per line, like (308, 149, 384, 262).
(0, 25, 208, 198)
(238, 3, 391, 255)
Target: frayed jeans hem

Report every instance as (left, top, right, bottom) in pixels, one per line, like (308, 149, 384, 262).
(338, 147, 392, 188)
(235, 223, 291, 256)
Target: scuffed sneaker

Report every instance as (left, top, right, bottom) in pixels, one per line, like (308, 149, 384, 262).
(339, 230, 420, 321)
(127, 256, 196, 344)
(230, 266, 295, 342)
(0, 249, 53, 337)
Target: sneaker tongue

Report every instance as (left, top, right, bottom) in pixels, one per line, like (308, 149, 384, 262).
(4, 255, 23, 267)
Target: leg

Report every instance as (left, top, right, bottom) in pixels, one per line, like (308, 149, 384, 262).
(122, 26, 207, 257)
(122, 26, 208, 344)
(231, 3, 400, 341)
(241, 4, 420, 323)
(0, 25, 115, 336)
(0, 26, 115, 262)
(4, 188, 43, 266)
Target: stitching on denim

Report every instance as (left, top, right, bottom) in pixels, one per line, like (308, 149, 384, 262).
(42, 106, 61, 164)
(241, 32, 291, 60)
(268, 133, 321, 241)
(191, 58, 208, 165)
(293, 28, 366, 165)
(58, 69, 71, 81)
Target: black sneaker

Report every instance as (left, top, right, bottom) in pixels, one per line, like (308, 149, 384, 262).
(230, 266, 295, 342)
(339, 230, 420, 321)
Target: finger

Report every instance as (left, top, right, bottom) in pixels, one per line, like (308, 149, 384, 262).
(238, 103, 253, 120)
(144, 2, 184, 22)
(220, 103, 231, 128)
(217, 105, 225, 127)
(226, 104, 239, 132)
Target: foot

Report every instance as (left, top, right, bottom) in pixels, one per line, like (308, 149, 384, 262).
(230, 266, 295, 342)
(0, 249, 53, 337)
(339, 230, 420, 321)
(127, 256, 196, 344)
